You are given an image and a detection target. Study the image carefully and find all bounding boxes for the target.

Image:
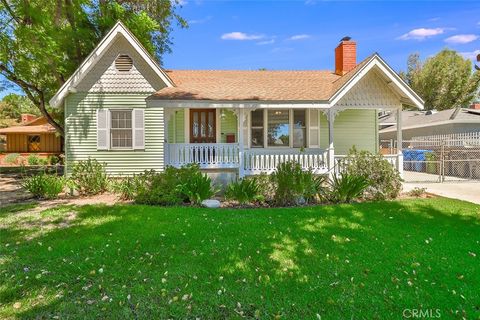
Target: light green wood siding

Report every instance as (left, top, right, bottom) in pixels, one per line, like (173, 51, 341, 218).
(65, 93, 164, 175)
(319, 109, 377, 154)
(166, 110, 185, 143)
(220, 109, 237, 143)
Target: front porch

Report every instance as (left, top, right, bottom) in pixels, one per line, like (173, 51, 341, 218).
(163, 106, 404, 177)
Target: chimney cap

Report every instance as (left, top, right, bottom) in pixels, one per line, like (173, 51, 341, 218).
(340, 36, 352, 42)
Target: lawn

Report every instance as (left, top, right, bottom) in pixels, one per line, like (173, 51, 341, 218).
(0, 198, 479, 319)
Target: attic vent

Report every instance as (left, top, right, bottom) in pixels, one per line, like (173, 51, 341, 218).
(115, 54, 133, 72)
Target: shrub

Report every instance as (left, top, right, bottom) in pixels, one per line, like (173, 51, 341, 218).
(47, 155, 60, 165)
(71, 158, 108, 195)
(250, 173, 275, 203)
(133, 165, 214, 206)
(27, 154, 40, 166)
(225, 178, 263, 205)
(111, 174, 148, 201)
(325, 173, 369, 204)
(38, 157, 49, 165)
(177, 170, 216, 205)
(407, 187, 427, 197)
(4, 153, 20, 165)
(341, 147, 402, 200)
(22, 174, 65, 199)
(270, 161, 324, 206)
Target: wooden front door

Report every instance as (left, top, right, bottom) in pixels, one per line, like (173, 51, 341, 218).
(190, 109, 216, 143)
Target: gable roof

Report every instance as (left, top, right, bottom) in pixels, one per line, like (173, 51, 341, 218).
(379, 108, 480, 133)
(49, 21, 173, 108)
(148, 54, 424, 109)
(0, 116, 56, 134)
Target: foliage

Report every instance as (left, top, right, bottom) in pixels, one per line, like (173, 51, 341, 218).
(111, 175, 148, 201)
(47, 155, 60, 165)
(176, 170, 216, 205)
(324, 173, 369, 204)
(270, 161, 324, 206)
(38, 157, 49, 165)
(225, 178, 263, 205)
(21, 174, 64, 199)
(0, 93, 39, 120)
(408, 187, 427, 197)
(0, 1, 187, 135)
(70, 158, 108, 195)
(401, 50, 480, 110)
(27, 154, 40, 166)
(133, 165, 215, 206)
(4, 153, 20, 164)
(250, 173, 276, 203)
(341, 147, 403, 200)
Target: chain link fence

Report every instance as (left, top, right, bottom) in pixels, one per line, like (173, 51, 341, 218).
(380, 134, 480, 183)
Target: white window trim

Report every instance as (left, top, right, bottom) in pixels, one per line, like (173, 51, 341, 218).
(109, 109, 134, 150)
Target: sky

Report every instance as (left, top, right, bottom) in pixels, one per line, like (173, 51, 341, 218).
(163, 0, 480, 71)
(1, 0, 480, 98)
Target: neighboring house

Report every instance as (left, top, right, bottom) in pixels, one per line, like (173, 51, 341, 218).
(49, 22, 423, 179)
(379, 105, 480, 141)
(0, 114, 62, 155)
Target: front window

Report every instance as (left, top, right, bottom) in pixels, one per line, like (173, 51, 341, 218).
(28, 135, 41, 152)
(251, 109, 264, 148)
(267, 110, 289, 147)
(111, 110, 132, 148)
(293, 110, 306, 148)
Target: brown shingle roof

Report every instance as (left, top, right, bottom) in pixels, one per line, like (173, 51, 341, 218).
(148, 55, 378, 102)
(0, 117, 56, 134)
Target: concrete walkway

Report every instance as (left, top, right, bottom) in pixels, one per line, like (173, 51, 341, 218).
(403, 182, 480, 205)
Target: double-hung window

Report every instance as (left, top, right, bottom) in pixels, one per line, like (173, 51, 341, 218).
(250, 109, 307, 148)
(110, 110, 133, 148)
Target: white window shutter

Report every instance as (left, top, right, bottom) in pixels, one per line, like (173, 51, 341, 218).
(97, 109, 109, 150)
(133, 109, 145, 150)
(308, 109, 320, 148)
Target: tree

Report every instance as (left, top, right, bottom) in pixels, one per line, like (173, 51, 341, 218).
(401, 49, 480, 110)
(0, 1, 187, 136)
(0, 93, 39, 120)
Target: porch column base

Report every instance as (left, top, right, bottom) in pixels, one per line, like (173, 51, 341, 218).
(397, 153, 404, 178)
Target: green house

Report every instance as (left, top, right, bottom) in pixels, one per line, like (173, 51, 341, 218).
(50, 22, 423, 179)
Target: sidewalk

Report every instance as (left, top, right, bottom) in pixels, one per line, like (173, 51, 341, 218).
(403, 182, 480, 205)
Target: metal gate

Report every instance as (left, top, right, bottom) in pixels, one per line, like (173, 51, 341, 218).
(380, 136, 480, 183)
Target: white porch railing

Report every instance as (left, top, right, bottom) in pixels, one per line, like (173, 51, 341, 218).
(244, 149, 328, 175)
(166, 143, 239, 169)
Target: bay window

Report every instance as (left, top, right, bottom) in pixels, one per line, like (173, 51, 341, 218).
(267, 110, 289, 147)
(251, 109, 264, 148)
(293, 110, 306, 148)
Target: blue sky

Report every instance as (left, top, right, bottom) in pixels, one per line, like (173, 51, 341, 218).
(164, 0, 480, 71)
(1, 1, 480, 98)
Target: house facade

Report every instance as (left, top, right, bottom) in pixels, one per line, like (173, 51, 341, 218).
(50, 22, 423, 178)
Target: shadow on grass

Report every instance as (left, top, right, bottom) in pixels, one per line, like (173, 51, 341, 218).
(1, 198, 479, 319)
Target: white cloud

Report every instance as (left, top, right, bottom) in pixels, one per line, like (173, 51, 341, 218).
(188, 16, 212, 25)
(221, 32, 264, 41)
(287, 34, 311, 41)
(445, 34, 478, 44)
(397, 28, 445, 40)
(257, 39, 275, 45)
(460, 49, 480, 61)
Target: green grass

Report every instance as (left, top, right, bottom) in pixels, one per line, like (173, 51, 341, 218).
(0, 198, 479, 319)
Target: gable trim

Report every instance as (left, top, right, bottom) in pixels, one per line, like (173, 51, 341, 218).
(329, 54, 424, 110)
(49, 21, 174, 108)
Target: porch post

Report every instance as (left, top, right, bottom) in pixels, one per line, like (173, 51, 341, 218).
(328, 109, 335, 179)
(396, 107, 404, 177)
(238, 108, 245, 178)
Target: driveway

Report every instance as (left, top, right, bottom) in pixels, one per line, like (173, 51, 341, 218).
(404, 182, 480, 205)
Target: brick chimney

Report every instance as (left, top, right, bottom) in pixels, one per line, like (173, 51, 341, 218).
(335, 37, 357, 75)
(470, 103, 480, 110)
(21, 114, 36, 124)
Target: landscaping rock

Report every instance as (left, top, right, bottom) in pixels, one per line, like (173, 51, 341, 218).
(201, 199, 221, 208)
